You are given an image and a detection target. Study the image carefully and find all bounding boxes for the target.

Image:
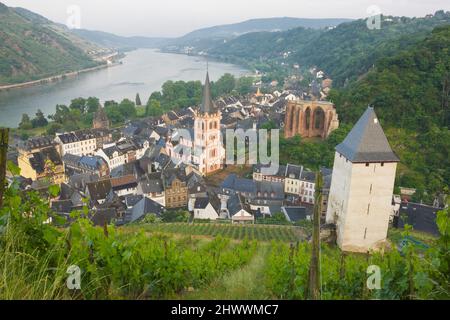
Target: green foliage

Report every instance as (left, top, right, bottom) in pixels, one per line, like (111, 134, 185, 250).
(211, 73, 236, 97)
(18, 114, 32, 130)
(265, 213, 450, 300)
(161, 210, 190, 223)
(104, 99, 137, 125)
(86, 97, 100, 114)
(31, 109, 48, 128)
(145, 99, 163, 117)
(280, 125, 351, 170)
(207, 13, 450, 88)
(330, 26, 450, 199)
(0, 5, 99, 85)
(0, 168, 258, 299)
(143, 223, 303, 242)
(236, 77, 254, 95)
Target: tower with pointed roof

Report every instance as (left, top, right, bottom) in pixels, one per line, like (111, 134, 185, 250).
(93, 105, 110, 130)
(325, 107, 399, 253)
(193, 72, 224, 175)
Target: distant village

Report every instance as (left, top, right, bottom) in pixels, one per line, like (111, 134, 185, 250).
(7, 70, 444, 253)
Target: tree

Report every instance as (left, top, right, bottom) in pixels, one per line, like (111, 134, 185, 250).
(86, 97, 100, 113)
(212, 73, 236, 97)
(46, 122, 63, 136)
(49, 105, 70, 124)
(135, 93, 142, 106)
(69, 98, 86, 113)
(146, 99, 162, 117)
(118, 99, 137, 119)
(31, 109, 48, 128)
(18, 114, 32, 130)
(236, 77, 254, 95)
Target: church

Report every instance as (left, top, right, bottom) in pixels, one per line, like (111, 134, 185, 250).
(170, 72, 225, 176)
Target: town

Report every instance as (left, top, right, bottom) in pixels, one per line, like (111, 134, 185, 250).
(6, 69, 442, 254)
(0, 0, 449, 304)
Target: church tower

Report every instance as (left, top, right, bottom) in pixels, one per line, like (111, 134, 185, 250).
(325, 107, 399, 253)
(193, 72, 224, 175)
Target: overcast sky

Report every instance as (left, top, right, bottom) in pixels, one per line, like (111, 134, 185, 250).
(2, 0, 449, 37)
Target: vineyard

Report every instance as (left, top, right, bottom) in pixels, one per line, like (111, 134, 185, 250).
(140, 222, 306, 242)
(0, 176, 448, 300)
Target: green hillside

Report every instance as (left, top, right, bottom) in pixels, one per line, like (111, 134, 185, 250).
(0, 3, 99, 85)
(207, 12, 450, 87)
(330, 25, 450, 197)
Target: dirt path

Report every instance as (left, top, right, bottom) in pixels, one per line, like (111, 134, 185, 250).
(182, 244, 273, 300)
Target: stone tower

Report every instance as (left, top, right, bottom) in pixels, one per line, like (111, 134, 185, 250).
(93, 106, 110, 130)
(193, 72, 224, 175)
(325, 107, 399, 253)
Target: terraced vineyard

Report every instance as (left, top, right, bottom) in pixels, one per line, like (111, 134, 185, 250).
(141, 223, 306, 242)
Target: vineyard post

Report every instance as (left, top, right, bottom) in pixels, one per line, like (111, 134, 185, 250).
(0, 128, 9, 208)
(306, 171, 323, 300)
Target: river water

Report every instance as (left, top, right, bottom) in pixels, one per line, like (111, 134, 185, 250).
(0, 49, 248, 127)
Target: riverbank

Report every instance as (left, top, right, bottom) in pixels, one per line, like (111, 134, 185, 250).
(0, 62, 122, 92)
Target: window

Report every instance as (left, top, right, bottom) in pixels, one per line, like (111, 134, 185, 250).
(364, 228, 367, 239)
(381, 162, 385, 167)
(365, 163, 370, 167)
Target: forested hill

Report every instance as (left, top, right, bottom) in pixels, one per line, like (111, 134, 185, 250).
(208, 11, 450, 87)
(0, 3, 100, 85)
(330, 25, 450, 198)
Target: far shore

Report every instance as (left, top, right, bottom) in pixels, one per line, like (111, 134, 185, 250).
(0, 62, 121, 92)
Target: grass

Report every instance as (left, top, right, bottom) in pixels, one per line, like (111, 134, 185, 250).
(140, 223, 306, 242)
(182, 244, 273, 300)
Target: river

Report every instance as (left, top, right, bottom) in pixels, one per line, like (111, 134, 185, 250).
(0, 49, 248, 127)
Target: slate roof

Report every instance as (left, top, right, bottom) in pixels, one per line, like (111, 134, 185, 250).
(254, 164, 286, 177)
(335, 107, 399, 163)
(285, 164, 302, 179)
(283, 206, 308, 222)
(127, 197, 164, 223)
(255, 181, 285, 199)
(139, 172, 164, 194)
(91, 208, 116, 226)
(200, 72, 218, 114)
(86, 179, 112, 202)
(194, 197, 210, 210)
(227, 193, 246, 216)
(300, 170, 316, 183)
(125, 195, 144, 208)
(221, 174, 256, 194)
(51, 200, 73, 214)
(69, 173, 99, 191)
(397, 202, 440, 236)
(24, 136, 55, 151)
(29, 146, 62, 174)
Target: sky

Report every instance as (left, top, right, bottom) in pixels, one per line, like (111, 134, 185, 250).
(1, 0, 449, 37)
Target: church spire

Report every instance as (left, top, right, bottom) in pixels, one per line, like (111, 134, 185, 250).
(200, 72, 217, 114)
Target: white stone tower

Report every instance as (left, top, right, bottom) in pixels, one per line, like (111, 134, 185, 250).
(193, 72, 224, 175)
(325, 107, 399, 253)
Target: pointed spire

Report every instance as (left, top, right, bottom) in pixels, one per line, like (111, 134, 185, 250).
(200, 72, 217, 114)
(335, 106, 399, 163)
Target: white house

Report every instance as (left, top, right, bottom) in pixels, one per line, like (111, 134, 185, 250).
(193, 197, 219, 220)
(55, 131, 97, 157)
(95, 146, 126, 170)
